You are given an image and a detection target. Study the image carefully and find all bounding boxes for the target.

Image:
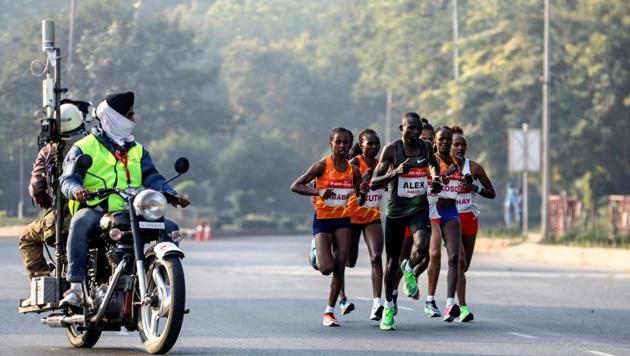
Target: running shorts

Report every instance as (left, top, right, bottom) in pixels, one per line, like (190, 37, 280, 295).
(459, 212, 479, 235)
(313, 214, 352, 235)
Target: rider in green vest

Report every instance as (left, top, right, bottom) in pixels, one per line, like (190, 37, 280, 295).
(59, 92, 190, 307)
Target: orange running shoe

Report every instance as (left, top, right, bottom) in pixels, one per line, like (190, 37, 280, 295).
(322, 312, 340, 327)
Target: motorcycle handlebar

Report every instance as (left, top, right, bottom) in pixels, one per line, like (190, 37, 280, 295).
(85, 188, 117, 200)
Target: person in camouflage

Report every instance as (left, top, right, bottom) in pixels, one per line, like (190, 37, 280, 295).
(18, 101, 88, 280)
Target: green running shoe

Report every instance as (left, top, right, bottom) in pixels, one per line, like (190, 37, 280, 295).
(459, 305, 474, 322)
(400, 260, 419, 299)
(380, 306, 396, 330)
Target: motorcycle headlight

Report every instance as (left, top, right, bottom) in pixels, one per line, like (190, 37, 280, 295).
(133, 189, 167, 221)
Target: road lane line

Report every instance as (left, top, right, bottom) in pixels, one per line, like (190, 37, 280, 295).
(586, 351, 616, 356)
(398, 306, 414, 311)
(355, 297, 371, 301)
(506, 332, 538, 339)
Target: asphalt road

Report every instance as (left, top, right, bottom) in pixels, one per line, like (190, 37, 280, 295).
(2, 235, 630, 355)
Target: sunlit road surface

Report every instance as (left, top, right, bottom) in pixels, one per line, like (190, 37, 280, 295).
(2, 235, 629, 355)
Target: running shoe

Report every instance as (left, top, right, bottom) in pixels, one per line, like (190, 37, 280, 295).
(400, 260, 419, 299)
(443, 303, 461, 322)
(459, 305, 474, 322)
(370, 304, 384, 321)
(424, 300, 441, 318)
(309, 238, 318, 271)
(340, 299, 355, 316)
(380, 307, 396, 330)
(323, 312, 340, 327)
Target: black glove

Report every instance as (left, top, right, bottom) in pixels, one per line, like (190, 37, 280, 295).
(33, 191, 52, 209)
(430, 177, 443, 194)
(359, 193, 367, 206)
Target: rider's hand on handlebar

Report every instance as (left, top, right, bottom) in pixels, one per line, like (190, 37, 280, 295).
(170, 194, 190, 208)
(74, 187, 91, 203)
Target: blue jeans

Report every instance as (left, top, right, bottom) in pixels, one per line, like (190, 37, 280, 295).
(66, 208, 179, 282)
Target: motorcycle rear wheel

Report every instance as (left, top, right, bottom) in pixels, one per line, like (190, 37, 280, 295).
(66, 325, 102, 348)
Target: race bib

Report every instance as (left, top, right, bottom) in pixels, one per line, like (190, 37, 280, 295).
(438, 177, 460, 200)
(322, 179, 354, 207)
(363, 189, 384, 208)
(397, 167, 429, 198)
(457, 192, 474, 212)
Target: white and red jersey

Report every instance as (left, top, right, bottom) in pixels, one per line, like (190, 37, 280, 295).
(427, 176, 440, 220)
(436, 156, 462, 201)
(456, 158, 480, 216)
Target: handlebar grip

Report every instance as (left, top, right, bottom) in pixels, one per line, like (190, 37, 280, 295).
(163, 191, 178, 204)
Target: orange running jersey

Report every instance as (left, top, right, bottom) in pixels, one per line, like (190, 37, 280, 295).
(348, 155, 384, 224)
(314, 155, 354, 219)
(436, 154, 462, 200)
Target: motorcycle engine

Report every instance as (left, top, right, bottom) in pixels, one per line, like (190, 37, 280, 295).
(91, 275, 134, 321)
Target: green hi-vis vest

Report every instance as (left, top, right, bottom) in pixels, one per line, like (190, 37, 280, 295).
(69, 134, 143, 215)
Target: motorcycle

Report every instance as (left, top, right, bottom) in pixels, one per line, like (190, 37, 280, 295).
(19, 154, 190, 354)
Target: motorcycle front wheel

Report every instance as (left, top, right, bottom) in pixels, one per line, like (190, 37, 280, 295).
(137, 256, 186, 354)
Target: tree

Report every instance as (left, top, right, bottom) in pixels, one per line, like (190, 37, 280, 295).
(215, 133, 307, 215)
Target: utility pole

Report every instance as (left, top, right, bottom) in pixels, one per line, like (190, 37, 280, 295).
(68, 0, 76, 65)
(385, 89, 392, 143)
(452, 0, 459, 80)
(18, 137, 24, 220)
(541, 0, 551, 238)
(522, 123, 529, 236)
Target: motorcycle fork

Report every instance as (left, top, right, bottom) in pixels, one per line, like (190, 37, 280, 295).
(127, 198, 148, 304)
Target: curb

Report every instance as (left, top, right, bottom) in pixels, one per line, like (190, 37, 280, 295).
(496, 242, 630, 272)
(0, 225, 24, 238)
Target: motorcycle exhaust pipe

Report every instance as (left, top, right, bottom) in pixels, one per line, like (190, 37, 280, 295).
(41, 314, 84, 328)
(89, 255, 130, 323)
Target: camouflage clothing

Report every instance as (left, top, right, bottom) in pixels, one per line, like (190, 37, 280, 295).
(18, 209, 55, 278)
(20, 135, 82, 279)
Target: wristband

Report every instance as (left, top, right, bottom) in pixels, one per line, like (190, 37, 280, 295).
(476, 185, 484, 194)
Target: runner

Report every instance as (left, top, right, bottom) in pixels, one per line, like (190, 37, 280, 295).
(451, 126, 496, 322)
(432, 125, 464, 322)
(398, 118, 437, 316)
(416, 119, 445, 318)
(340, 129, 385, 321)
(291, 127, 364, 327)
(370, 112, 441, 330)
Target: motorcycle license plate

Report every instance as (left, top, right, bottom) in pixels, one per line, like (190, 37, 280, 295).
(139, 221, 165, 229)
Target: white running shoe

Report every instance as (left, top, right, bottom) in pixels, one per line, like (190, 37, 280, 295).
(370, 303, 384, 321)
(340, 299, 355, 315)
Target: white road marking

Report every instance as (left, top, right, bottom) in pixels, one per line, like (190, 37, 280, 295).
(398, 306, 414, 311)
(506, 332, 538, 339)
(355, 296, 371, 301)
(586, 351, 617, 356)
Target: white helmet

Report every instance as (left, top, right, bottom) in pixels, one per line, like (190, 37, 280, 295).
(58, 103, 84, 133)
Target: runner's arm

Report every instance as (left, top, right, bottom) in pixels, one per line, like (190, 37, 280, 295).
(470, 160, 495, 199)
(370, 143, 398, 190)
(426, 140, 440, 177)
(351, 164, 364, 197)
(290, 160, 326, 196)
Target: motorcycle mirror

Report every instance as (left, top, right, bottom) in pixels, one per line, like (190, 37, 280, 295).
(76, 154, 93, 170)
(174, 157, 189, 174)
